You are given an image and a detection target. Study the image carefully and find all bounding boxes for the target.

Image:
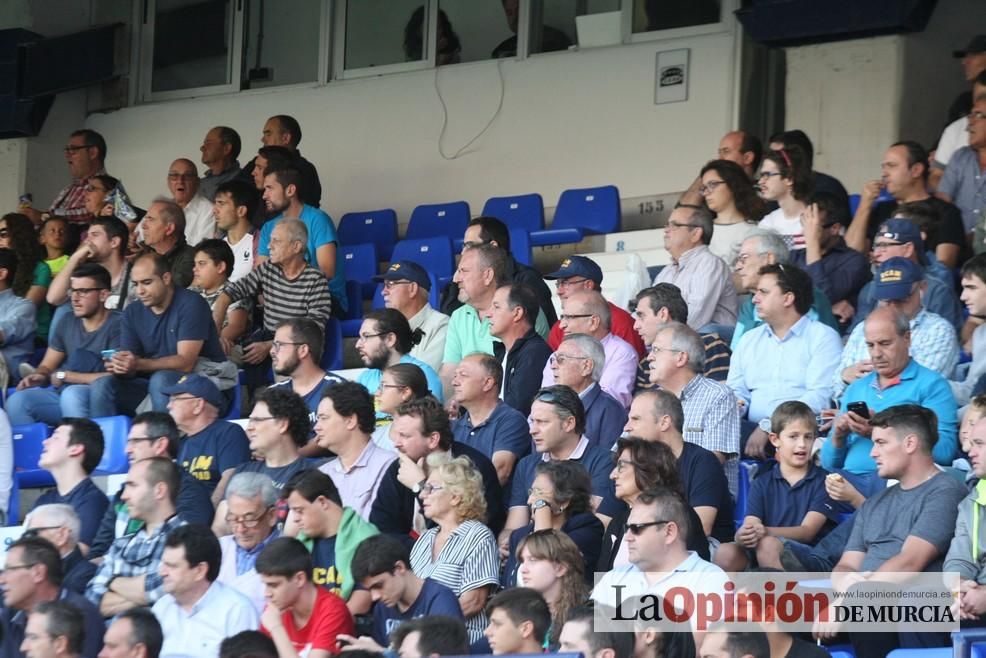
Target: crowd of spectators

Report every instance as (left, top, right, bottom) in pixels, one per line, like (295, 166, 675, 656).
(0, 33, 984, 658)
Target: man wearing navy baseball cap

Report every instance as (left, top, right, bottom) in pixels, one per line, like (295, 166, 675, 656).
(162, 373, 250, 494)
(377, 260, 449, 373)
(543, 255, 645, 358)
(852, 218, 962, 330)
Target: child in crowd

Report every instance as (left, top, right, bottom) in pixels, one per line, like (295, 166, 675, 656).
(191, 238, 250, 364)
(715, 401, 840, 571)
(956, 395, 986, 478)
(39, 216, 70, 276)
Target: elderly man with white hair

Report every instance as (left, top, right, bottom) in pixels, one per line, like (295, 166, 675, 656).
(23, 504, 97, 595)
(217, 472, 281, 613)
(542, 290, 637, 408)
(550, 333, 627, 451)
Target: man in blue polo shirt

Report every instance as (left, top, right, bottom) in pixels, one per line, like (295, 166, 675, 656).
(256, 166, 346, 311)
(502, 385, 623, 550)
(820, 304, 957, 497)
(357, 309, 443, 401)
(91, 251, 229, 416)
(451, 352, 530, 486)
(164, 374, 251, 497)
(350, 534, 463, 648)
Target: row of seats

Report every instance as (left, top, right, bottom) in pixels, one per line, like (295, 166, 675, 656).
(337, 185, 622, 263)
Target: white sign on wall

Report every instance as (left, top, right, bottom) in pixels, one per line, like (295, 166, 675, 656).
(655, 48, 690, 105)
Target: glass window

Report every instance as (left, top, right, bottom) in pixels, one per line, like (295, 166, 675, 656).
(527, 0, 618, 56)
(345, 0, 428, 70)
(631, 0, 721, 33)
(439, 1, 513, 64)
(149, 0, 237, 93)
(242, 0, 322, 88)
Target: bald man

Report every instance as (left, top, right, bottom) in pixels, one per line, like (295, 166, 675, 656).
(167, 158, 215, 246)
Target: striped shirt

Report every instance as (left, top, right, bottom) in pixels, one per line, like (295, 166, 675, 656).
(224, 260, 332, 331)
(410, 520, 500, 644)
(679, 374, 741, 497)
(832, 308, 959, 399)
(49, 169, 105, 224)
(635, 332, 731, 390)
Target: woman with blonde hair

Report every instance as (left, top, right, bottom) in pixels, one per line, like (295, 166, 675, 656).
(516, 529, 589, 648)
(410, 453, 500, 644)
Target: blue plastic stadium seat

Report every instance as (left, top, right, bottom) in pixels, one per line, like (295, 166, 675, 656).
(223, 376, 243, 421)
(390, 237, 455, 288)
(338, 209, 398, 262)
(531, 185, 620, 247)
(406, 201, 470, 241)
(886, 649, 952, 658)
(825, 644, 854, 658)
(340, 243, 379, 300)
(12, 422, 53, 489)
(482, 193, 545, 233)
(509, 228, 533, 267)
(734, 459, 757, 529)
(321, 318, 344, 371)
(953, 629, 986, 658)
(93, 415, 132, 476)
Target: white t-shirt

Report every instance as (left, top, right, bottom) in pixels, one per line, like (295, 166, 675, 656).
(225, 231, 254, 283)
(182, 194, 217, 247)
(759, 206, 805, 251)
(934, 116, 969, 169)
(709, 221, 758, 265)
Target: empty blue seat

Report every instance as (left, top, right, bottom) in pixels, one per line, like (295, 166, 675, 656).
(734, 459, 757, 529)
(886, 649, 952, 658)
(93, 415, 132, 476)
(509, 228, 533, 267)
(825, 645, 854, 658)
(12, 422, 53, 490)
(340, 242, 379, 299)
(321, 318, 344, 371)
(406, 201, 470, 241)
(953, 629, 986, 658)
(390, 237, 455, 288)
(531, 185, 621, 247)
(482, 194, 545, 233)
(338, 209, 398, 261)
(223, 376, 243, 421)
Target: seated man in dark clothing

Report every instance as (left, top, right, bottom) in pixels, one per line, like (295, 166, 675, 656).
(370, 397, 505, 546)
(490, 282, 552, 417)
(23, 504, 97, 595)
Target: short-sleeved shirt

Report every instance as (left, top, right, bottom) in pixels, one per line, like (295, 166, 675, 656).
(938, 146, 986, 234)
(510, 437, 623, 519)
(863, 197, 971, 262)
(225, 231, 255, 283)
(452, 401, 530, 462)
(49, 311, 121, 369)
(359, 354, 443, 401)
(178, 421, 251, 493)
(261, 586, 354, 655)
(269, 373, 345, 432)
(258, 204, 347, 306)
(34, 478, 109, 547)
(311, 536, 345, 595)
(677, 442, 733, 542)
(234, 457, 309, 492)
(845, 471, 967, 572)
(371, 578, 463, 646)
(746, 463, 838, 543)
(319, 441, 397, 519)
(120, 286, 225, 361)
(443, 304, 499, 365)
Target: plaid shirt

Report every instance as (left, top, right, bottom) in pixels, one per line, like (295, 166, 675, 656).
(679, 374, 741, 497)
(49, 169, 105, 225)
(635, 332, 732, 392)
(85, 514, 186, 608)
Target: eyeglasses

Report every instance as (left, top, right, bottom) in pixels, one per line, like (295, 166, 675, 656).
(247, 416, 277, 425)
(553, 353, 589, 366)
(649, 345, 683, 356)
(534, 390, 578, 416)
(63, 144, 91, 153)
(461, 240, 490, 250)
(613, 459, 636, 473)
(559, 313, 593, 321)
(970, 110, 986, 121)
(698, 180, 725, 195)
(126, 436, 160, 445)
(626, 520, 671, 536)
(383, 280, 413, 290)
(68, 287, 106, 296)
(2, 563, 37, 572)
(872, 241, 904, 250)
(0, 229, 9, 238)
(556, 277, 589, 289)
(758, 171, 783, 179)
(22, 526, 60, 538)
(379, 383, 407, 390)
(420, 483, 444, 495)
(356, 332, 387, 343)
(271, 340, 303, 352)
(83, 184, 107, 193)
(666, 220, 700, 230)
(225, 506, 274, 528)
(169, 395, 199, 402)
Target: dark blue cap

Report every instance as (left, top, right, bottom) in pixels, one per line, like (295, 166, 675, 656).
(875, 257, 924, 301)
(544, 256, 603, 284)
(375, 260, 431, 291)
(160, 373, 224, 408)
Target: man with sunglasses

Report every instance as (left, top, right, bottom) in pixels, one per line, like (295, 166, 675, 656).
(218, 472, 281, 613)
(7, 264, 121, 426)
(23, 504, 97, 596)
(0, 536, 105, 658)
(380, 260, 449, 373)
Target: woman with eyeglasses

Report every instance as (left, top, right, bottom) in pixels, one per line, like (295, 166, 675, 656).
(515, 529, 588, 649)
(757, 145, 814, 251)
(82, 175, 119, 219)
(0, 212, 52, 345)
(372, 362, 430, 451)
(500, 460, 602, 588)
(599, 436, 710, 571)
(410, 453, 500, 645)
(698, 159, 767, 264)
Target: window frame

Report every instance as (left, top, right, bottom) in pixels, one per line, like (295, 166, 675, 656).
(623, 0, 737, 45)
(332, 0, 437, 80)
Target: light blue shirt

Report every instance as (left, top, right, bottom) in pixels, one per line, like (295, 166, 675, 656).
(151, 580, 259, 658)
(820, 359, 958, 475)
(939, 146, 986, 233)
(359, 353, 444, 402)
(0, 288, 36, 377)
(727, 314, 842, 422)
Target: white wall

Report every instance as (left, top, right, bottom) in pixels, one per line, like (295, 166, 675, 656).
(81, 29, 739, 228)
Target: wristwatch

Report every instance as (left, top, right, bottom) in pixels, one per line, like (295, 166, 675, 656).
(532, 499, 550, 511)
(758, 417, 772, 433)
(411, 480, 425, 495)
(54, 371, 66, 382)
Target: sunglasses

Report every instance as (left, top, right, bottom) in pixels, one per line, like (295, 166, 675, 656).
(625, 520, 671, 536)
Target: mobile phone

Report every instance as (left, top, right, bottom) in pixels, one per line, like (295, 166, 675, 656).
(846, 401, 870, 419)
(101, 349, 117, 360)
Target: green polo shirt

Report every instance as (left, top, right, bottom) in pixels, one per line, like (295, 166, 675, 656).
(443, 304, 549, 365)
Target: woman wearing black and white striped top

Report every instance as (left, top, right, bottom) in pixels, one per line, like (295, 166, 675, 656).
(409, 453, 500, 644)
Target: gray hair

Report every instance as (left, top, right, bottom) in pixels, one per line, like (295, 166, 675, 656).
(571, 290, 611, 332)
(225, 472, 279, 507)
(24, 504, 81, 544)
(743, 228, 789, 264)
(678, 206, 715, 245)
(275, 217, 309, 246)
(865, 306, 911, 337)
(151, 196, 187, 236)
(560, 333, 606, 383)
(654, 321, 706, 372)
